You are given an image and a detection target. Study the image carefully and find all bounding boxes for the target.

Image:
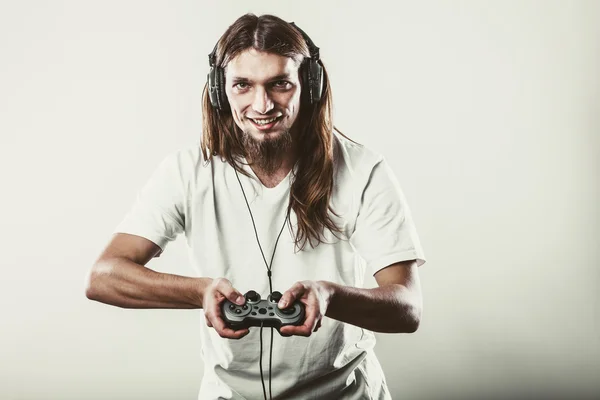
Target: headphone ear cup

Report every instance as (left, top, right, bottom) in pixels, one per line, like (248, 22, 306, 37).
(310, 59, 323, 103)
(208, 67, 220, 109)
(303, 59, 323, 104)
(207, 66, 229, 111)
(300, 60, 309, 104)
(216, 67, 229, 111)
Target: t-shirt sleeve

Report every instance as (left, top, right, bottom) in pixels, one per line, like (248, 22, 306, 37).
(113, 151, 186, 256)
(350, 157, 426, 274)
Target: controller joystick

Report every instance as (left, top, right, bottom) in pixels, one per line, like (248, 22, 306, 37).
(221, 290, 305, 334)
(267, 291, 295, 315)
(245, 290, 261, 303)
(268, 291, 282, 303)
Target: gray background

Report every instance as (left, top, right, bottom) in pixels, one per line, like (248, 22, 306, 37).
(1, 0, 598, 399)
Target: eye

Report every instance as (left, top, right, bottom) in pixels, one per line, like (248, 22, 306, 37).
(273, 80, 292, 89)
(234, 82, 249, 90)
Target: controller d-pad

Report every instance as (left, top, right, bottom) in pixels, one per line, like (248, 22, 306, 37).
(279, 307, 295, 315)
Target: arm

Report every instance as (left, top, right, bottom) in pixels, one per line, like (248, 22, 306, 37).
(321, 260, 422, 333)
(85, 233, 212, 309)
(278, 260, 422, 336)
(86, 233, 249, 339)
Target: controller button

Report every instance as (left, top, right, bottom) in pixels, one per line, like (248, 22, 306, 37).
(258, 308, 267, 314)
(235, 309, 242, 314)
(251, 312, 257, 316)
(269, 312, 274, 316)
(242, 305, 248, 310)
(268, 307, 273, 310)
(229, 304, 236, 310)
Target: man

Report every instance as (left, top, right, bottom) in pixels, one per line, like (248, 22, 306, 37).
(86, 13, 426, 400)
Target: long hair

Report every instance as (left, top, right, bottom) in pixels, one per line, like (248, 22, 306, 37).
(201, 13, 356, 251)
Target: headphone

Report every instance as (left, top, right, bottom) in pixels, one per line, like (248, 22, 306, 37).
(207, 21, 324, 112)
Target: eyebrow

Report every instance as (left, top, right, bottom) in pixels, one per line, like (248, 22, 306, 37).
(231, 74, 292, 84)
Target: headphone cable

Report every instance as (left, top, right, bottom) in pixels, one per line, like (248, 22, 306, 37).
(234, 164, 291, 400)
(234, 165, 291, 293)
(259, 322, 267, 400)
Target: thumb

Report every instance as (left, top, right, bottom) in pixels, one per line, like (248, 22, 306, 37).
(229, 291, 246, 305)
(214, 278, 245, 305)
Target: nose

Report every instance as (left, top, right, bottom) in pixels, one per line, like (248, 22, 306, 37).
(251, 87, 274, 115)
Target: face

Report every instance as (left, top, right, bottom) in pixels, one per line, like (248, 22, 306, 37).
(224, 48, 302, 148)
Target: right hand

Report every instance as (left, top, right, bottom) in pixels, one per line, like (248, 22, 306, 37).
(202, 278, 250, 339)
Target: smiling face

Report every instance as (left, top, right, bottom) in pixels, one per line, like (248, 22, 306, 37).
(224, 49, 302, 170)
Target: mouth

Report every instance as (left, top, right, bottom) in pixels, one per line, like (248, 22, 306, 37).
(247, 115, 283, 131)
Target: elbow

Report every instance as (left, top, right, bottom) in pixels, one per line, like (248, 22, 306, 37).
(394, 291, 422, 333)
(398, 305, 421, 333)
(395, 284, 422, 333)
(84, 261, 111, 300)
(84, 267, 98, 300)
(406, 310, 421, 333)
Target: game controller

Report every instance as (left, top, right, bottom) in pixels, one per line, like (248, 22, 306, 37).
(221, 290, 305, 333)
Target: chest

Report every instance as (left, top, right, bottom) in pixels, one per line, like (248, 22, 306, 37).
(252, 169, 290, 189)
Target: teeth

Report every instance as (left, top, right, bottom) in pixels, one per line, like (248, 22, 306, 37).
(251, 117, 278, 125)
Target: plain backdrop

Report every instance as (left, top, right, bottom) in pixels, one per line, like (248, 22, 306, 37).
(1, 1, 598, 399)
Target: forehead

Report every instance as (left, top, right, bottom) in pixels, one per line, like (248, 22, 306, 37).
(225, 48, 300, 81)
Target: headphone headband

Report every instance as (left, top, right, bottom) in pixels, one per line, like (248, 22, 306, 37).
(289, 22, 320, 60)
(208, 43, 218, 66)
(209, 21, 318, 67)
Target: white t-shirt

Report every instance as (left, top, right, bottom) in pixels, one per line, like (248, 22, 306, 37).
(114, 131, 426, 399)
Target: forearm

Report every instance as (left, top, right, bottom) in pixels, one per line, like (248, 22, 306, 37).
(85, 257, 212, 309)
(319, 281, 422, 333)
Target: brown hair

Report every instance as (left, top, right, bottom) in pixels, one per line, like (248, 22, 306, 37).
(201, 13, 356, 251)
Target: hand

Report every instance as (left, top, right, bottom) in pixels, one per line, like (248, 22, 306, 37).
(278, 280, 332, 337)
(202, 277, 250, 339)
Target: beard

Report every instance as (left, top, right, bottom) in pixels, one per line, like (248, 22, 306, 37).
(241, 128, 294, 175)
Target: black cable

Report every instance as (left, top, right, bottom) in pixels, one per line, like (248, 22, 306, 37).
(234, 166, 290, 294)
(259, 322, 267, 400)
(234, 165, 291, 400)
(269, 327, 274, 400)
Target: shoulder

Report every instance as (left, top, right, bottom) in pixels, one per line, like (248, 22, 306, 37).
(159, 143, 219, 179)
(333, 129, 384, 177)
(162, 144, 202, 167)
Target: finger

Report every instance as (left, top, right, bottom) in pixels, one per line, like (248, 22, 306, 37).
(301, 298, 321, 331)
(280, 304, 319, 337)
(279, 329, 292, 337)
(279, 325, 300, 336)
(278, 282, 306, 309)
(209, 311, 250, 339)
(298, 312, 318, 336)
(214, 278, 245, 305)
(205, 300, 247, 338)
(280, 324, 311, 337)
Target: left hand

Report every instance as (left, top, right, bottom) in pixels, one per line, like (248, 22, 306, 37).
(278, 280, 332, 337)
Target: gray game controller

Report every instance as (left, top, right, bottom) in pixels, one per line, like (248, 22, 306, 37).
(221, 290, 305, 333)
